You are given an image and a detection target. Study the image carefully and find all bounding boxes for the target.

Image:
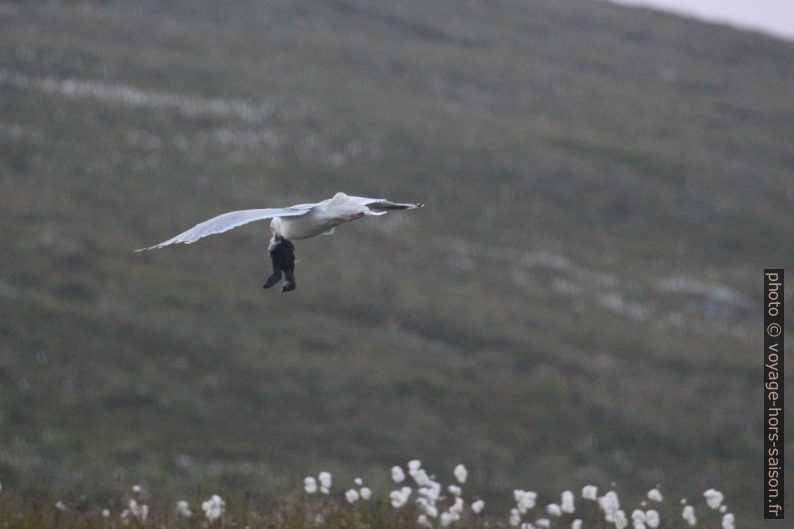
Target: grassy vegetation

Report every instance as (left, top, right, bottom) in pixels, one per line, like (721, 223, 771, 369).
(0, 497, 727, 529)
(0, 0, 792, 526)
(0, 494, 498, 529)
(0, 462, 738, 529)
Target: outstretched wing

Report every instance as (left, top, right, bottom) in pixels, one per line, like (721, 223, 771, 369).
(136, 206, 313, 251)
(345, 195, 424, 215)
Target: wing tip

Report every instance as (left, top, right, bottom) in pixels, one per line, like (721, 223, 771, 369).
(135, 242, 169, 252)
(136, 238, 196, 252)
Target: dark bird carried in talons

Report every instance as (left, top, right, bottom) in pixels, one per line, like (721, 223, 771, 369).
(136, 192, 423, 292)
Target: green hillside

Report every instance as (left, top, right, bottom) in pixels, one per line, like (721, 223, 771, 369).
(1, 0, 792, 524)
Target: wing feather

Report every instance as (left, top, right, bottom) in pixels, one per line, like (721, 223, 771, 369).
(346, 195, 424, 212)
(136, 206, 312, 251)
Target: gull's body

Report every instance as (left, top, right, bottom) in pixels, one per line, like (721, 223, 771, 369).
(138, 192, 423, 291)
(268, 196, 370, 241)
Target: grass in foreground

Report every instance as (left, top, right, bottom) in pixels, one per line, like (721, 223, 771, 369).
(0, 461, 737, 529)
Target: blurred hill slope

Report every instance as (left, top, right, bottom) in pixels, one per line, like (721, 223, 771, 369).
(1, 0, 792, 522)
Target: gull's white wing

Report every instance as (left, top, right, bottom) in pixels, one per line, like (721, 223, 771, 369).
(344, 194, 424, 215)
(136, 206, 314, 251)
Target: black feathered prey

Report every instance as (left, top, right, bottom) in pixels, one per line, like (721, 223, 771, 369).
(263, 237, 296, 292)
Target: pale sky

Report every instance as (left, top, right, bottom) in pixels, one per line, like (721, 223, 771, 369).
(609, 0, 794, 40)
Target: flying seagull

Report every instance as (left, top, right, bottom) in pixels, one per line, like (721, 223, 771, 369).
(137, 192, 423, 292)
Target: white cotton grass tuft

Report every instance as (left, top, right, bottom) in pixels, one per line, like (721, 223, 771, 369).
(418, 514, 434, 529)
(392, 466, 406, 483)
(647, 488, 663, 502)
(613, 510, 628, 529)
(571, 520, 583, 529)
(418, 485, 441, 504)
(682, 505, 697, 526)
(390, 487, 412, 508)
(514, 490, 537, 513)
(471, 499, 484, 514)
(561, 490, 575, 513)
(417, 498, 439, 518)
(121, 499, 148, 523)
(645, 510, 659, 528)
(359, 487, 372, 500)
(631, 509, 646, 529)
(416, 473, 441, 500)
(703, 489, 724, 509)
(510, 508, 522, 527)
(720, 504, 727, 513)
(448, 484, 462, 496)
(535, 518, 551, 529)
(598, 490, 620, 511)
(722, 512, 735, 529)
(55, 501, 67, 512)
(201, 495, 225, 521)
(130, 500, 148, 521)
(412, 469, 432, 487)
(582, 485, 598, 501)
(598, 490, 621, 526)
(406, 460, 432, 488)
(547, 504, 562, 517)
(453, 464, 468, 484)
(389, 491, 403, 509)
(101, 509, 110, 518)
(318, 471, 332, 494)
(345, 489, 359, 504)
(175, 500, 192, 517)
(304, 476, 318, 494)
